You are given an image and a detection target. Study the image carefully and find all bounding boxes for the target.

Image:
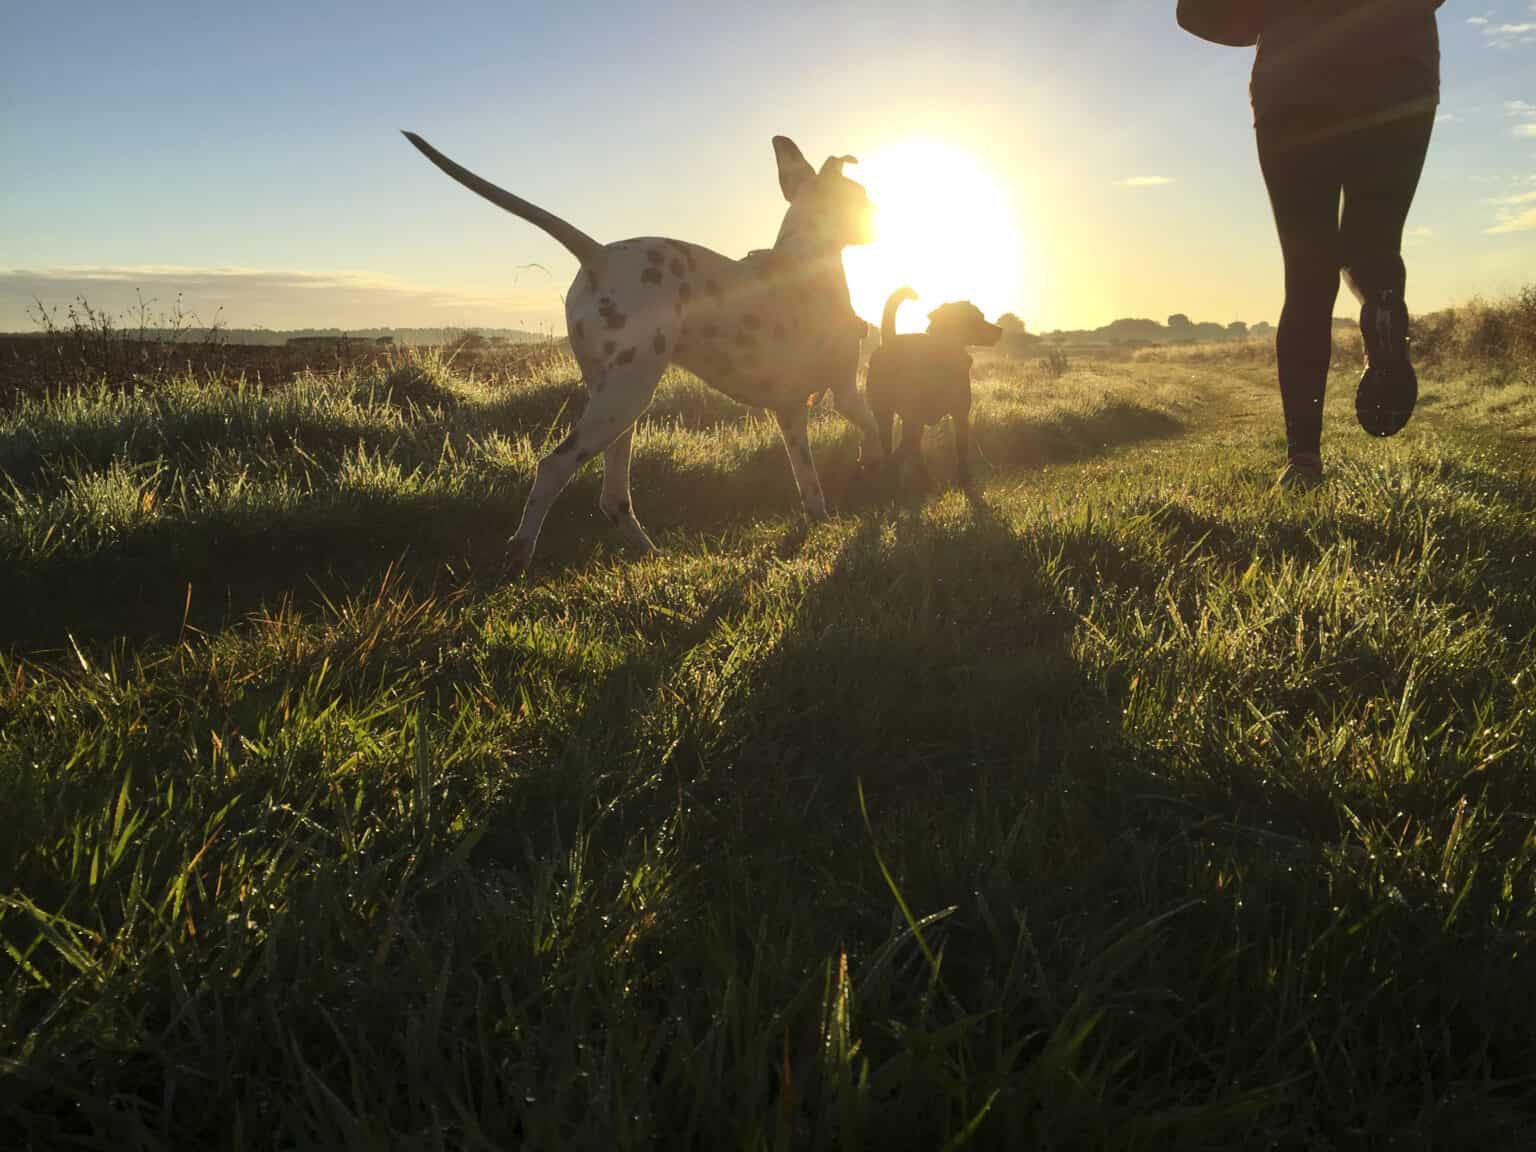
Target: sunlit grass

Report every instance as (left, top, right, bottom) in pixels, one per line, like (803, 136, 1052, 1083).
(1, 326, 1534, 1146)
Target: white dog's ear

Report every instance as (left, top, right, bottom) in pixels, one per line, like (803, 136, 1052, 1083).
(819, 154, 858, 177)
(773, 136, 815, 201)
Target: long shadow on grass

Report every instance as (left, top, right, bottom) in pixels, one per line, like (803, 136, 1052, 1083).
(2, 398, 1187, 655)
(592, 494, 1536, 1145)
(0, 369, 750, 490)
(9, 489, 1533, 1145)
(442, 499, 1165, 1143)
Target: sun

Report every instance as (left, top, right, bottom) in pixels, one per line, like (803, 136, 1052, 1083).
(843, 138, 1025, 335)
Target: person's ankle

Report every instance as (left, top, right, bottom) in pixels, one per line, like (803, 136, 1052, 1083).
(1277, 451, 1325, 491)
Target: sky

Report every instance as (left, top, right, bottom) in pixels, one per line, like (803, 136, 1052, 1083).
(2, 1, 1533, 335)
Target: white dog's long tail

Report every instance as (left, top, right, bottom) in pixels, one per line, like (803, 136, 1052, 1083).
(402, 131, 606, 270)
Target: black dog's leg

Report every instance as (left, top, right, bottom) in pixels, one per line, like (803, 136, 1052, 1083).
(951, 407, 973, 489)
(872, 404, 896, 463)
(893, 416, 927, 494)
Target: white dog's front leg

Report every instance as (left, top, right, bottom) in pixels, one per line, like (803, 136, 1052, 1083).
(773, 405, 828, 522)
(831, 378, 884, 465)
(826, 328, 883, 464)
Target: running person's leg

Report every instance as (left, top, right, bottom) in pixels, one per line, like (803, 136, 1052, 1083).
(1339, 109, 1436, 438)
(1339, 111, 1435, 303)
(1257, 117, 1345, 475)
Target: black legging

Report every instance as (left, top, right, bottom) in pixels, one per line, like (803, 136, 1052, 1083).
(1257, 108, 1435, 458)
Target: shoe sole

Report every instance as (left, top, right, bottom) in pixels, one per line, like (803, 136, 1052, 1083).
(1356, 361, 1418, 438)
(1356, 296, 1417, 439)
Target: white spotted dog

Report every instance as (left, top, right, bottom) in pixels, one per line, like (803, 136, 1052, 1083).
(402, 131, 885, 577)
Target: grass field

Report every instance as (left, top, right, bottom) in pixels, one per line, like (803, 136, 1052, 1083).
(2, 307, 1535, 1148)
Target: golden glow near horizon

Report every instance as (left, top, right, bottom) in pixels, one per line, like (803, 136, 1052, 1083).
(843, 138, 1026, 334)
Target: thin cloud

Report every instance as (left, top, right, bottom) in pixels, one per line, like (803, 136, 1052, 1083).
(1484, 21, 1536, 45)
(1508, 101, 1536, 139)
(1484, 171, 1536, 233)
(1115, 176, 1175, 188)
(1487, 207, 1536, 234)
(1485, 188, 1536, 206)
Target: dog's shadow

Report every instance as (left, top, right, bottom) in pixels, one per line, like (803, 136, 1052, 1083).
(1, 388, 1187, 655)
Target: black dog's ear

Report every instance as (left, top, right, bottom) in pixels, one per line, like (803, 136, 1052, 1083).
(773, 137, 816, 201)
(819, 154, 859, 178)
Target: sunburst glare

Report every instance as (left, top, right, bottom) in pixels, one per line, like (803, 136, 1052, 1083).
(843, 138, 1026, 334)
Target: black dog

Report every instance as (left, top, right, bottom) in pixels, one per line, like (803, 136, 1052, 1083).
(865, 286, 1003, 488)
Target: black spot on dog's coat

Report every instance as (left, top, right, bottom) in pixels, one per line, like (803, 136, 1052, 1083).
(653, 332, 667, 356)
(641, 267, 663, 285)
(616, 347, 637, 365)
(603, 340, 617, 356)
(664, 239, 697, 269)
(599, 300, 628, 330)
(646, 249, 666, 265)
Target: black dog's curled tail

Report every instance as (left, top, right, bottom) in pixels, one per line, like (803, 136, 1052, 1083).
(881, 286, 918, 344)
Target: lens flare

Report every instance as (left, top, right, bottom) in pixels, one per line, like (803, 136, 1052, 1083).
(843, 138, 1026, 334)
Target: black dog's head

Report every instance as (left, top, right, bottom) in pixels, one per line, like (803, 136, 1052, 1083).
(926, 301, 1004, 348)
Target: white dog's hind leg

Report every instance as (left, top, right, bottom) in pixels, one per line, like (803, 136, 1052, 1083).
(600, 426, 657, 555)
(508, 361, 664, 576)
(773, 405, 829, 522)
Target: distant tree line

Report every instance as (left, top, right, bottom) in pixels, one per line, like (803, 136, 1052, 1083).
(996, 312, 1277, 349)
